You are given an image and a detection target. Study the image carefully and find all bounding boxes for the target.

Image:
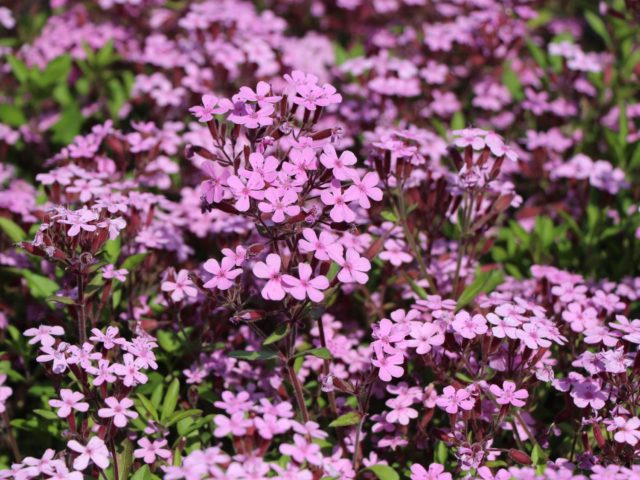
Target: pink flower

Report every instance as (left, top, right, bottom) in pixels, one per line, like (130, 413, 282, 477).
(134, 438, 171, 464)
(298, 228, 343, 262)
(279, 434, 323, 466)
(452, 311, 488, 339)
(320, 145, 358, 181)
(228, 103, 274, 128)
(517, 323, 552, 349)
(203, 257, 242, 290)
(489, 381, 528, 407)
(320, 185, 356, 223)
(282, 263, 329, 302)
(386, 396, 418, 425)
(113, 353, 148, 387)
(49, 389, 89, 418)
(253, 253, 286, 301)
(410, 463, 452, 480)
(189, 94, 231, 122)
(570, 379, 607, 410)
(435, 386, 475, 414)
(213, 412, 252, 437)
(345, 171, 383, 208)
(486, 312, 519, 339)
(238, 81, 281, 107)
(24, 324, 64, 347)
(258, 189, 300, 223)
(200, 161, 230, 204)
(239, 153, 279, 184)
(337, 248, 371, 284)
(227, 174, 265, 212)
(379, 239, 413, 266)
(98, 396, 138, 428)
(373, 318, 408, 354)
(371, 345, 404, 382)
(67, 437, 110, 471)
(608, 416, 640, 446)
(102, 264, 128, 282)
(161, 269, 198, 302)
(407, 322, 444, 354)
(59, 208, 98, 237)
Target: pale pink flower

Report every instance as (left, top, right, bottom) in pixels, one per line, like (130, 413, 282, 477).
(98, 396, 138, 428)
(336, 248, 371, 284)
(253, 253, 286, 301)
(49, 389, 89, 418)
(161, 269, 198, 302)
(282, 263, 329, 302)
(320, 145, 358, 181)
(489, 381, 528, 407)
(134, 438, 171, 464)
(67, 437, 110, 471)
(435, 386, 475, 414)
(203, 257, 242, 290)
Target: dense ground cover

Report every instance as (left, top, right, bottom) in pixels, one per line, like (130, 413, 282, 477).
(1, 0, 640, 478)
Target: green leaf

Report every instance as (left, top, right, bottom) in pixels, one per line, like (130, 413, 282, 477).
(0, 217, 26, 242)
(34, 409, 59, 420)
(157, 330, 181, 353)
(380, 211, 398, 222)
(456, 268, 503, 310)
(104, 238, 122, 264)
(502, 62, 524, 101)
(136, 394, 159, 422)
(21, 270, 60, 299)
(121, 253, 148, 271)
(228, 350, 278, 361)
(7, 55, 29, 83)
(365, 465, 400, 480)
(0, 104, 27, 127)
(96, 40, 116, 67)
(51, 104, 83, 144)
(329, 411, 361, 427)
(131, 465, 151, 480)
(293, 347, 331, 360)
(45, 295, 76, 306)
(117, 439, 134, 480)
(585, 11, 612, 48)
(161, 379, 180, 422)
(40, 55, 72, 87)
(263, 323, 290, 346)
(450, 111, 465, 130)
(165, 409, 202, 427)
(619, 101, 628, 147)
(525, 39, 547, 69)
(435, 441, 448, 464)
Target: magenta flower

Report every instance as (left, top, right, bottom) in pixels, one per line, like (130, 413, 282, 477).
(134, 438, 171, 464)
(189, 94, 231, 122)
(435, 386, 475, 414)
(282, 263, 329, 302)
(253, 253, 286, 301)
(489, 381, 528, 407)
(67, 437, 110, 471)
(161, 269, 198, 302)
(49, 389, 89, 418)
(98, 396, 138, 428)
(336, 248, 371, 284)
(203, 257, 242, 290)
